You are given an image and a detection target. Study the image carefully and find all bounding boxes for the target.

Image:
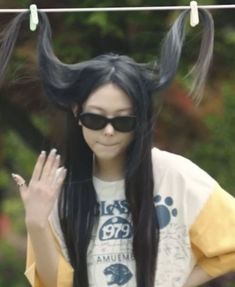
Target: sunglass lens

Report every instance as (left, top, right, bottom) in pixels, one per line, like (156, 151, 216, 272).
(80, 114, 106, 130)
(114, 117, 136, 132)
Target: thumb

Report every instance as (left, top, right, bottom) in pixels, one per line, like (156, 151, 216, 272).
(11, 173, 28, 195)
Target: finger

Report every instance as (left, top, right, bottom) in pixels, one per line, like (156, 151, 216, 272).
(51, 167, 63, 185)
(54, 168, 67, 190)
(48, 154, 61, 184)
(31, 151, 46, 181)
(50, 168, 67, 201)
(11, 173, 28, 195)
(40, 149, 58, 180)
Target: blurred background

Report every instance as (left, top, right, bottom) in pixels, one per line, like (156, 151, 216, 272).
(0, 0, 235, 286)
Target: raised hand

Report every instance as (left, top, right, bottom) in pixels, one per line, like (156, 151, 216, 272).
(12, 149, 67, 227)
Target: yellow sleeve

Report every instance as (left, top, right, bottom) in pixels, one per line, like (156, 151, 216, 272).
(24, 233, 74, 287)
(190, 186, 235, 277)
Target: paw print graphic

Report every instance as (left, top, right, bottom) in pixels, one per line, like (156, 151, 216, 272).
(154, 195, 178, 229)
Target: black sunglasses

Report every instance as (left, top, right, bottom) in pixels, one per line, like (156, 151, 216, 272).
(79, 112, 136, 132)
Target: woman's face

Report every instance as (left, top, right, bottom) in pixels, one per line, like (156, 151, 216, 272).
(77, 83, 134, 163)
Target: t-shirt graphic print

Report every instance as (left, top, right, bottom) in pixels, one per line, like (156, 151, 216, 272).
(88, 178, 135, 286)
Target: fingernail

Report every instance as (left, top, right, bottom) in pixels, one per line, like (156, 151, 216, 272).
(11, 174, 19, 184)
(40, 150, 46, 156)
(56, 167, 63, 176)
(51, 148, 57, 155)
(11, 173, 17, 178)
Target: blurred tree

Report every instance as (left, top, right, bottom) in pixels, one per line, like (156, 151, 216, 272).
(0, 0, 235, 286)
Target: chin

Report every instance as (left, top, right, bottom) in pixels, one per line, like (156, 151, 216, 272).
(94, 149, 123, 161)
(95, 152, 119, 160)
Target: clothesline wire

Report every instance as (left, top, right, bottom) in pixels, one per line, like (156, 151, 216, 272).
(0, 5, 235, 13)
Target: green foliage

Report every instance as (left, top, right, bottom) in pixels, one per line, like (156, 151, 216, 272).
(15, 0, 30, 7)
(0, 241, 29, 287)
(31, 114, 50, 135)
(3, 197, 25, 234)
(0, 169, 10, 188)
(187, 84, 235, 195)
(87, 12, 124, 37)
(4, 130, 36, 177)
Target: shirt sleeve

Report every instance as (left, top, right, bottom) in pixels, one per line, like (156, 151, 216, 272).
(24, 231, 74, 287)
(190, 185, 235, 277)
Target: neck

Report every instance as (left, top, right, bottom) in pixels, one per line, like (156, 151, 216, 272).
(94, 156, 125, 181)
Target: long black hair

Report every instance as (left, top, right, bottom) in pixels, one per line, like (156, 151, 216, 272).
(0, 8, 214, 287)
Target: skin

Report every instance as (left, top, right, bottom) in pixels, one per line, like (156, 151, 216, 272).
(12, 149, 67, 287)
(183, 266, 215, 287)
(11, 82, 216, 286)
(74, 83, 134, 181)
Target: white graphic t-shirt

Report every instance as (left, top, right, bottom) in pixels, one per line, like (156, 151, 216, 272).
(48, 147, 235, 287)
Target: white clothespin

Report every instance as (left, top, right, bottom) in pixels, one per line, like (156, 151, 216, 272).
(190, 1, 199, 27)
(29, 4, 39, 31)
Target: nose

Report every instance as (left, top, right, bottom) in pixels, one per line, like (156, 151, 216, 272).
(103, 123, 115, 136)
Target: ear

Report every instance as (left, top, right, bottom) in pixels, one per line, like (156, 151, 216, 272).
(72, 104, 79, 117)
(71, 104, 82, 126)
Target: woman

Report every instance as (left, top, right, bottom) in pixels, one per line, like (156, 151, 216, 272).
(2, 7, 234, 287)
